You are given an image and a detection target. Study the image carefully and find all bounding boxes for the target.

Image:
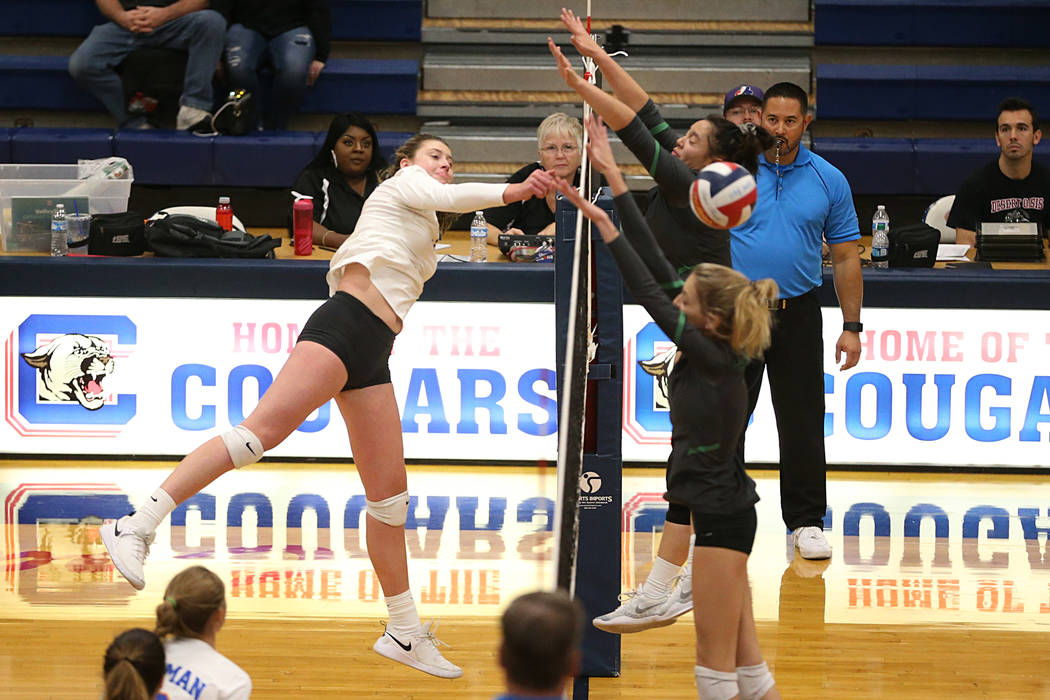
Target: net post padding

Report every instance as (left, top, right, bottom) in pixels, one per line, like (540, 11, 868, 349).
(552, 33, 625, 687)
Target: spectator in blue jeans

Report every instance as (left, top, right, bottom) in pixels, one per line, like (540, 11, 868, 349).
(215, 0, 331, 130)
(69, 1, 226, 131)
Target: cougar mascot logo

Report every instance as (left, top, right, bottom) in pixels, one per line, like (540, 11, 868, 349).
(21, 334, 115, 410)
(639, 345, 677, 411)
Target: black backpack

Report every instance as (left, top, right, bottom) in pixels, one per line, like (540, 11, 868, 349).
(145, 213, 280, 258)
(888, 222, 939, 268)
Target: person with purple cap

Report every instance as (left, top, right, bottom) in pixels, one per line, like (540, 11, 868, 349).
(723, 84, 765, 126)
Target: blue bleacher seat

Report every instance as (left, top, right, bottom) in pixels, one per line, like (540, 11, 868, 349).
(812, 137, 919, 195)
(912, 138, 1001, 195)
(0, 0, 103, 37)
(0, 55, 418, 117)
(213, 132, 317, 188)
(0, 129, 13, 163)
(299, 59, 418, 115)
(816, 64, 1050, 120)
(0, 56, 101, 110)
(11, 127, 114, 164)
(814, 137, 1050, 196)
(815, 0, 1050, 48)
(113, 131, 214, 186)
(330, 0, 423, 41)
(0, 0, 422, 42)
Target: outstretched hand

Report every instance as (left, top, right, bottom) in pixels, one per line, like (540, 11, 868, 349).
(584, 114, 617, 176)
(505, 167, 555, 203)
(560, 8, 604, 59)
(553, 176, 619, 244)
(548, 38, 585, 91)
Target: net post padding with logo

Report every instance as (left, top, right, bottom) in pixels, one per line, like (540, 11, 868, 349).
(554, 191, 624, 681)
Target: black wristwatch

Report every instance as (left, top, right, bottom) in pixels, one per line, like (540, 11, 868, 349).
(842, 321, 864, 333)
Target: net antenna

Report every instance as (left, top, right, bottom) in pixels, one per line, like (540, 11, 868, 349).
(552, 6, 601, 595)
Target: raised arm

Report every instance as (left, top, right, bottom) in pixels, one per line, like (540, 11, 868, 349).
(558, 8, 650, 113)
(585, 114, 682, 296)
(548, 38, 634, 131)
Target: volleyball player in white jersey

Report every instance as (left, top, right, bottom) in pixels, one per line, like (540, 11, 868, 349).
(154, 566, 250, 700)
(101, 134, 554, 680)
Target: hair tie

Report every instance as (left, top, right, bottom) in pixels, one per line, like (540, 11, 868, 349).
(165, 597, 178, 608)
(739, 122, 757, 135)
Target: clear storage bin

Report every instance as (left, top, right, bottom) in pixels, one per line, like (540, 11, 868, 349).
(0, 164, 134, 252)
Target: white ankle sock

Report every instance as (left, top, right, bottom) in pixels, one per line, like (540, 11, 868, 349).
(643, 556, 682, 598)
(128, 488, 175, 533)
(737, 661, 775, 700)
(385, 590, 422, 638)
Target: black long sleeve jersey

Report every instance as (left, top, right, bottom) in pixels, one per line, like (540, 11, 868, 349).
(609, 191, 758, 515)
(615, 100, 731, 273)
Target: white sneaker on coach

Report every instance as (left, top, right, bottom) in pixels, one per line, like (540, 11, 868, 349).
(793, 526, 832, 560)
(100, 515, 155, 590)
(592, 583, 676, 634)
(373, 621, 463, 679)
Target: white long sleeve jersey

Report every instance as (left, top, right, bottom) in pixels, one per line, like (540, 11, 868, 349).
(326, 165, 508, 321)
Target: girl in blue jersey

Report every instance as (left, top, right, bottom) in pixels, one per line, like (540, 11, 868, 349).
(554, 117, 782, 700)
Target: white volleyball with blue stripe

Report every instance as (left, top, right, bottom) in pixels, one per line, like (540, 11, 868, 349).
(688, 161, 757, 229)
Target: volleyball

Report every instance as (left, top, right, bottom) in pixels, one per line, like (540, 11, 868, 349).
(688, 161, 758, 229)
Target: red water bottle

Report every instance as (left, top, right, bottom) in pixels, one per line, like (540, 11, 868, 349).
(292, 192, 314, 256)
(216, 196, 233, 232)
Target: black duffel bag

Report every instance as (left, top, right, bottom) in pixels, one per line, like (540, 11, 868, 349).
(888, 222, 939, 268)
(146, 213, 280, 258)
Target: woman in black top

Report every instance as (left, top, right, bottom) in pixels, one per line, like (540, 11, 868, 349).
(556, 116, 782, 700)
(482, 112, 583, 244)
(551, 10, 774, 636)
(291, 112, 387, 248)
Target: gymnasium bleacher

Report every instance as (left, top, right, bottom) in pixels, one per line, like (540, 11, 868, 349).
(0, 0, 1047, 226)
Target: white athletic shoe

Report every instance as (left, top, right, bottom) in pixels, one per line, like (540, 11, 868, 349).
(175, 105, 212, 132)
(793, 526, 832, 560)
(592, 584, 677, 634)
(373, 621, 463, 679)
(657, 568, 694, 621)
(100, 515, 155, 590)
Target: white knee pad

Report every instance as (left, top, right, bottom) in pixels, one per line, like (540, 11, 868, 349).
(694, 665, 738, 700)
(219, 425, 264, 468)
(737, 662, 775, 700)
(366, 490, 410, 527)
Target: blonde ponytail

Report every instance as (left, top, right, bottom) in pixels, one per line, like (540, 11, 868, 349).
(686, 264, 778, 360)
(730, 278, 778, 359)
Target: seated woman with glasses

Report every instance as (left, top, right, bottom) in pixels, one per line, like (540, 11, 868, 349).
(482, 112, 583, 243)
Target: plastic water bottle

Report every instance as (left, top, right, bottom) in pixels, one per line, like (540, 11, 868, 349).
(50, 203, 68, 257)
(871, 205, 889, 269)
(469, 210, 487, 262)
(216, 196, 233, 232)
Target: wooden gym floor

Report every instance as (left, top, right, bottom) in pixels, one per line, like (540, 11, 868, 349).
(2, 460, 1049, 699)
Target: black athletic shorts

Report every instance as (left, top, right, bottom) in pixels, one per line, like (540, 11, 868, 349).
(297, 291, 396, 392)
(690, 507, 757, 555)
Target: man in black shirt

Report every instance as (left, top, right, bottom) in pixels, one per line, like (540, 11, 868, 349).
(948, 97, 1050, 247)
(69, 1, 226, 130)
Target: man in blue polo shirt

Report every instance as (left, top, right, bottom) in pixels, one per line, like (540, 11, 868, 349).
(731, 82, 863, 560)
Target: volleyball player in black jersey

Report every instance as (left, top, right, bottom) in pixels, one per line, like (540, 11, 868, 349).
(555, 115, 781, 700)
(550, 11, 773, 633)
